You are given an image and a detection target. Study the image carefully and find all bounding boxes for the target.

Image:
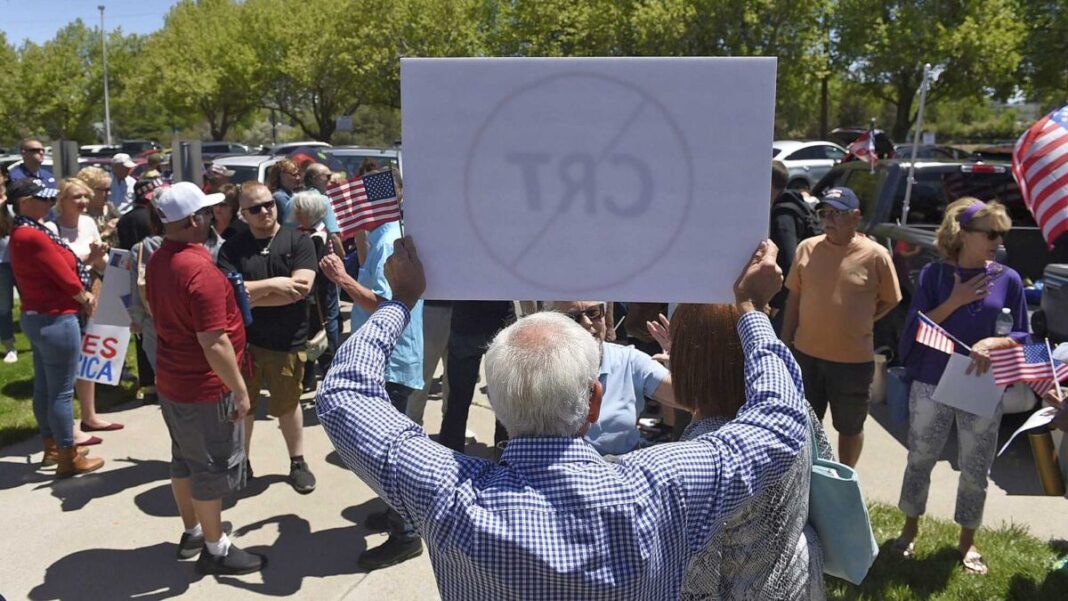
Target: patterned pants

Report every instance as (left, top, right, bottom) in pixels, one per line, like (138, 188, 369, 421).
(898, 382, 1003, 530)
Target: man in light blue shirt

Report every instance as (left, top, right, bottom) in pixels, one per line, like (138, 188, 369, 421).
(109, 153, 138, 214)
(549, 301, 676, 455)
(317, 219, 424, 570)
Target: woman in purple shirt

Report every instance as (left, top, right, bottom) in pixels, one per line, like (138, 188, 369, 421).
(893, 198, 1028, 575)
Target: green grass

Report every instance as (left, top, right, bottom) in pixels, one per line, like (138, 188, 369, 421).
(828, 503, 1068, 600)
(0, 305, 139, 447)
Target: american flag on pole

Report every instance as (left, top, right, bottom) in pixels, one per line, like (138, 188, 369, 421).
(326, 169, 401, 238)
(915, 312, 955, 354)
(1011, 104, 1068, 248)
(848, 128, 878, 167)
(990, 343, 1068, 396)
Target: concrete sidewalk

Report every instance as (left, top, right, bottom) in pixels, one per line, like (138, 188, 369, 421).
(2, 363, 1066, 600)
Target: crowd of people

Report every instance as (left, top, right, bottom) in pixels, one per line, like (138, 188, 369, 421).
(1, 135, 1066, 594)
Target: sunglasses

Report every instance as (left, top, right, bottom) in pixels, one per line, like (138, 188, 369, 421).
(964, 227, 1008, 241)
(817, 208, 852, 219)
(23, 147, 45, 154)
(242, 200, 275, 215)
(564, 304, 606, 323)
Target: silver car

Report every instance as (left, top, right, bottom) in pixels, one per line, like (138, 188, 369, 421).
(772, 140, 847, 189)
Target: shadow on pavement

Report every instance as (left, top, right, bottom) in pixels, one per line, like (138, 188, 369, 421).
(134, 474, 287, 518)
(32, 457, 170, 512)
(28, 541, 193, 601)
(213, 509, 373, 596)
(867, 402, 1049, 496)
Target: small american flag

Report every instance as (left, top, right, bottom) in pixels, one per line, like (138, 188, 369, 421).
(915, 312, 955, 354)
(990, 343, 1068, 394)
(326, 169, 401, 238)
(1011, 104, 1068, 248)
(848, 128, 878, 167)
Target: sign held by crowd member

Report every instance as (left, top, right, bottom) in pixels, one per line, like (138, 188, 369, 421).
(95, 249, 133, 327)
(77, 322, 131, 386)
(400, 57, 777, 302)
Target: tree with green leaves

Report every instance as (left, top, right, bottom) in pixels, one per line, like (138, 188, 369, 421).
(0, 33, 19, 144)
(1017, 0, 1068, 111)
(133, 0, 261, 141)
(833, 0, 1025, 141)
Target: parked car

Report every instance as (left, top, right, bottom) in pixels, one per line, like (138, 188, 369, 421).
(79, 144, 119, 158)
(326, 146, 402, 177)
(259, 141, 331, 156)
(120, 139, 161, 157)
(772, 140, 848, 189)
(894, 144, 974, 161)
(202, 141, 252, 161)
(211, 155, 283, 185)
(829, 127, 896, 159)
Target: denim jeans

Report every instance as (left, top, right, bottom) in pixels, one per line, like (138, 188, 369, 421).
(439, 331, 494, 453)
(385, 382, 419, 541)
(320, 283, 340, 371)
(0, 263, 15, 343)
(21, 313, 80, 447)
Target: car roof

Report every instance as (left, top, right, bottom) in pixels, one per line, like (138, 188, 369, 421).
(772, 140, 844, 152)
(328, 146, 399, 156)
(213, 155, 278, 167)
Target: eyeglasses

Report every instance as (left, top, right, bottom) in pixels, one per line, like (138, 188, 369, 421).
(964, 227, 1008, 241)
(242, 199, 275, 215)
(564, 304, 606, 324)
(23, 147, 45, 154)
(817, 208, 852, 219)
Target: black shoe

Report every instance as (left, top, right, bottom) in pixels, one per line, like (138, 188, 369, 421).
(142, 392, 158, 405)
(177, 523, 233, 560)
(357, 535, 423, 571)
(195, 543, 266, 576)
(363, 509, 391, 534)
(288, 461, 316, 494)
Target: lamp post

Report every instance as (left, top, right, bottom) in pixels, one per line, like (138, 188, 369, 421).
(99, 5, 112, 146)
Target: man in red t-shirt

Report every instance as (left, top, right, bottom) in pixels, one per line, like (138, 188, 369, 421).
(147, 182, 265, 576)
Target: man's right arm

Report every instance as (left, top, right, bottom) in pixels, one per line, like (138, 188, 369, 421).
(196, 330, 250, 419)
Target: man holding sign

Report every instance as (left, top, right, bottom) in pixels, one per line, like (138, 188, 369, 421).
(318, 237, 808, 600)
(148, 182, 264, 576)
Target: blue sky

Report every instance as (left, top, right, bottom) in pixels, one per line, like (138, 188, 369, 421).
(1, 0, 176, 46)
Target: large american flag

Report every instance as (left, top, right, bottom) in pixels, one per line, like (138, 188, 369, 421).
(990, 342, 1068, 396)
(326, 169, 401, 238)
(1011, 104, 1068, 248)
(915, 312, 955, 354)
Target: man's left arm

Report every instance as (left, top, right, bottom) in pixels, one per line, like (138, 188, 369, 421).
(873, 249, 902, 321)
(633, 348, 679, 409)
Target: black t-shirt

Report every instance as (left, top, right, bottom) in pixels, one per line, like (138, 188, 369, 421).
(116, 205, 153, 250)
(217, 225, 318, 352)
(220, 219, 250, 242)
(450, 301, 516, 336)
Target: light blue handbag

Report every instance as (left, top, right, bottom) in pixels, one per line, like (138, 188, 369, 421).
(808, 422, 879, 585)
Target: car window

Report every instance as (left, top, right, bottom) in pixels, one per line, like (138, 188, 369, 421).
(772, 148, 782, 158)
(823, 145, 846, 161)
(787, 146, 826, 161)
(226, 166, 259, 185)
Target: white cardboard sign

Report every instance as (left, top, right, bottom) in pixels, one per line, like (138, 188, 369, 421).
(76, 321, 131, 386)
(932, 352, 1004, 418)
(94, 249, 133, 327)
(400, 57, 777, 302)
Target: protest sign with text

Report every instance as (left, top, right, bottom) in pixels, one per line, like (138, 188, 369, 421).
(76, 322, 131, 386)
(401, 57, 777, 302)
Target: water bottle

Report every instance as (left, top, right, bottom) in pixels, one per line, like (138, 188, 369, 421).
(226, 272, 254, 327)
(995, 307, 1013, 336)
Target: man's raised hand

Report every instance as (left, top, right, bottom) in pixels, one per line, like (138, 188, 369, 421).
(733, 240, 783, 313)
(385, 236, 426, 310)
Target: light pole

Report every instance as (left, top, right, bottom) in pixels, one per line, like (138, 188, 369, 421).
(99, 5, 112, 146)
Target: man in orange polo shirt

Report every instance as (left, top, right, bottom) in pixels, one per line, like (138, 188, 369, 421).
(781, 187, 901, 467)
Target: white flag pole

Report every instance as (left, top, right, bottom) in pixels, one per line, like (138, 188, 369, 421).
(901, 63, 933, 226)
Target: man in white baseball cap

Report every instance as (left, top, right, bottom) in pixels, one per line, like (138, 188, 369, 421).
(109, 153, 139, 215)
(146, 180, 265, 575)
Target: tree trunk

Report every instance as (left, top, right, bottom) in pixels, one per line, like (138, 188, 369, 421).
(892, 76, 916, 142)
(819, 75, 829, 138)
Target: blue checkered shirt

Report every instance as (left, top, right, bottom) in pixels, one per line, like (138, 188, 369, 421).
(317, 302, 807, 600)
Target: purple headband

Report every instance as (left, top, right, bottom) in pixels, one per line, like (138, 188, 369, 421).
(957, 201, 986, 226)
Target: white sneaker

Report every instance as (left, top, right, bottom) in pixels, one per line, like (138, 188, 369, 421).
(3, 349, 16, 364)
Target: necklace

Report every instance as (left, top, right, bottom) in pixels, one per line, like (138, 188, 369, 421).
(259, 231, 278, 256)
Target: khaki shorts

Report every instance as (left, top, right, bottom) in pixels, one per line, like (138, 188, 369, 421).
(245, 345, 306, 417)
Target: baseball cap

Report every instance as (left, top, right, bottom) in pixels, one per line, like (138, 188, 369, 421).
(817, 187, 860, 212)
(6, 178, 58, 201)
(209, 164, 235, 177)
(111, 153, 136, 169)
(154, 181, 224, 223)
(134, 177, 164, 204)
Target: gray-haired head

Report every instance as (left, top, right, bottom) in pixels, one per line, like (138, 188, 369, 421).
(291, 190, 327, 228)
(484, 311, 601, 438)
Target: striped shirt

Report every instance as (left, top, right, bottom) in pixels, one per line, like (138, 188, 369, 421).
(317, 302, 807, 600)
